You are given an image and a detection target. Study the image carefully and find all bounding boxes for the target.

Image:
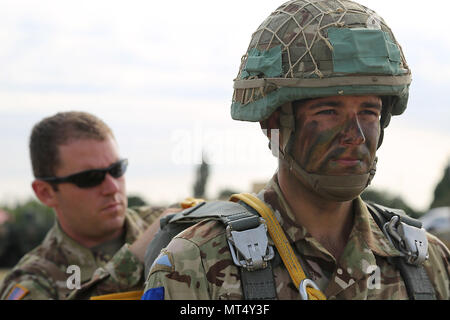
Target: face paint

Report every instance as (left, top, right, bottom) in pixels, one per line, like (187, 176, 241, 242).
(295, 115, 378, 176)
(283, 95, 381, 201)
(298, 120, 347, 173)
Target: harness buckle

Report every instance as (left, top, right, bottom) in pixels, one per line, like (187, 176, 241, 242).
(226, 219, 275, 271)
(383, 215, 429, 265)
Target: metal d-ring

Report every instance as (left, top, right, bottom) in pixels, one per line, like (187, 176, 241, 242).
(299, 279, 321, 300)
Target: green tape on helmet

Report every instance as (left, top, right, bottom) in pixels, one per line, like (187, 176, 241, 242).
(241, 45, 283, 79)
(328, 28, 405, 75)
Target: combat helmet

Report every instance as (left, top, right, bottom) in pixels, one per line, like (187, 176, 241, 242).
(231, 0, 411, 201)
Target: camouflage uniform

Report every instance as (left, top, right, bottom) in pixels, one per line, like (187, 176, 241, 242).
(144, 176, 450, 299)
(0, 206, 165, 300)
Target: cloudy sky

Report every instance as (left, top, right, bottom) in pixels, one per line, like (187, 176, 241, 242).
(0, 0, 449, 212)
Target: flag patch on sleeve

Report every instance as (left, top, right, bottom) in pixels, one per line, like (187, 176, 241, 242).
(141, 286, 164, 300)
(149, 251, 174, 274)
(6, 284, 30, 300)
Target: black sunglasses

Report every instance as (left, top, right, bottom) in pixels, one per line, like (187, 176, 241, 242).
(38, 159, 128, 188)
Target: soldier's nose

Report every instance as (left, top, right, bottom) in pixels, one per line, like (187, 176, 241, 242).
(339, 115, 365, 146)
(101, 173, 120, 195)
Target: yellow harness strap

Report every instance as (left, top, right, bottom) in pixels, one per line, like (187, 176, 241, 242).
(90, 290, 144, 300)
(230, 193, 326, 300)
(181, 197, 206, 209)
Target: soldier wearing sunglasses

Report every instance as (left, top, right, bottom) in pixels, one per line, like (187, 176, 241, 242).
(0, 111, 175, 300)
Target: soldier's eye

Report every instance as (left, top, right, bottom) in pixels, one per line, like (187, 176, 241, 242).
(316, 109, 336, 115)
(360, 110, 380, 117)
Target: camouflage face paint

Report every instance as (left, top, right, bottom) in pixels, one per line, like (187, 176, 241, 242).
(292, 97, 380, 176)
(297, 120, 347, 172)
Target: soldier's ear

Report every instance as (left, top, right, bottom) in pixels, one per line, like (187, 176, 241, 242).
(32, 180, 58, 208)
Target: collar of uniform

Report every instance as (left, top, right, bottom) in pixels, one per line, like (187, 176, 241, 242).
(355, 198, 402, 258)
(259, 175, 335, 262)
(50, 220, 99, 282)
(261, 175, 401, 257)
(323, 197, 403, 298)
(259, 175, 404, 297)
(259, 174, 309, 243)
(49, 209, 145, 282)
(123, 208, 148, 244)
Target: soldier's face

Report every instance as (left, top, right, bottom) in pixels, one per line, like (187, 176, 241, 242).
(52, 136, 127, 245)
(291, 95, 381, 176)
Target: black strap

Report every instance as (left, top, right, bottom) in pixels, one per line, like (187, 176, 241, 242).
(392, 257, 437, 300)
(237, 201, 278, 300)
(366, 202, 437, 300)
(240, 263, 277, 300)
(366, 202, 422, 228)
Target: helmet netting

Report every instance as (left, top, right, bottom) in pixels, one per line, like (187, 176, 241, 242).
(233, 0, 409, 106)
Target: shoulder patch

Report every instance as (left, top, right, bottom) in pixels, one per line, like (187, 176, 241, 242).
(149, 251, 175, 274)
(155, 254, 172, 267)
(141, 286, 164, 300)
(6, 284, 30, 300)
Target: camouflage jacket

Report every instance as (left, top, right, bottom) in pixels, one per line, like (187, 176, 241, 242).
(144, 177, 450, 300)
(0, 206, 165, 300)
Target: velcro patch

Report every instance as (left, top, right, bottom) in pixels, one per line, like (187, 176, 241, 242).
(6, 284, 30, 300)
(149, 251, 175, 274)
(141, 287, 164, 300)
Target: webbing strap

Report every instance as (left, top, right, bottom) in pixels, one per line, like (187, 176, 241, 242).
(169, 200, 256, 225)
(90, 290, 144, 300)
(366, 202, 437, 300)
(240, 263, 277, 300)
(393, 257, 437, 300)
(230, 193, 326, 300)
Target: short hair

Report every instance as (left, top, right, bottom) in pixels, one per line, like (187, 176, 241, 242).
(30, 111, 114, 178)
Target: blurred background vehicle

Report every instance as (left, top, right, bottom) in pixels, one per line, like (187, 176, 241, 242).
(420, 207, 450, 249)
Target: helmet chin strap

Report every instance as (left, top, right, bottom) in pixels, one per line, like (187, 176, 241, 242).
(281, 151, 377, 202)
(268, 102, 378, 202)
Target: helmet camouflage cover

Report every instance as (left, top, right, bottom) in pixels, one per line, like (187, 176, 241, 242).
(231, 0, 411, 125)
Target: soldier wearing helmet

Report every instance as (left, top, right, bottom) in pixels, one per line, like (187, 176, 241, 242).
(143, 0, 449, 300)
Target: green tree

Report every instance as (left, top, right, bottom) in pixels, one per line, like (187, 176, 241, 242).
(217, 188, 241, 200)
(127, 195, 148, 207)
(193, 154, 210, 198)
(429, 164, 450, 209)
(0, 200, 54, 267)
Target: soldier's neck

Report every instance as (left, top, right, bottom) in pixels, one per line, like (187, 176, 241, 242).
(277, 166, 354, 261)
(57, 216, 125, 249)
